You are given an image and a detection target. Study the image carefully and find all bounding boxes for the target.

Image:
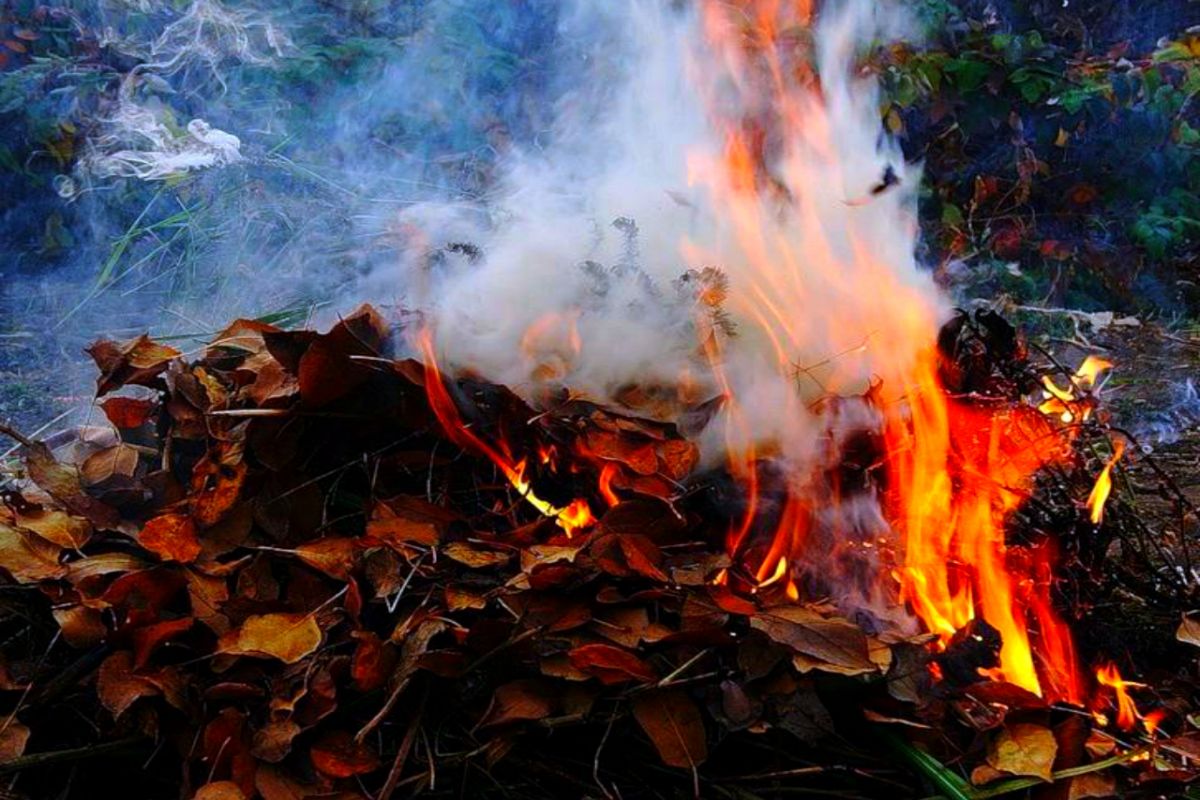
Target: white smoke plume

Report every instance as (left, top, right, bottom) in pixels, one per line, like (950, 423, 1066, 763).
(73, 0, 288, 189)
(409, 0, 943, 466)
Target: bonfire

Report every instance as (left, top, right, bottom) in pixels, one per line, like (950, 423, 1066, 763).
(1, 1, 1199, 799)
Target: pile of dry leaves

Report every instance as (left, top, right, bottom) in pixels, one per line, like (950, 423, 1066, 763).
(0, 305, 1197, 799)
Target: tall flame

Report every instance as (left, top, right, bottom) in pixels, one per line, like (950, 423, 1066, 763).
(684, 0, 1083, 700)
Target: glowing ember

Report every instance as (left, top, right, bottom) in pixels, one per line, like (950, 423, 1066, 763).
(1087, 439, 1126, 525)
(419, 330, 596, 537)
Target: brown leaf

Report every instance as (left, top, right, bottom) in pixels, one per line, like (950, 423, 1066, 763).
(254, 765, 313, 800)
(53, 605, 107, 647)
(140, 513, 201, 563)
(0, 522, 65, 583)
(1068, 771, 1118, 800)
(444, 541, 512, 568)
(632, 689, 707, 768)
(194, 782, 247, 800)
(87, 335, 181, 395)
(445, 586, 488, 611)
(0, 722, 30, 764)
(1177, 612, 1200, 647)
(986, 723, 1057, 782)
(218, 613, 322, 664)
(366, 496, 455, 548)
(749, 606, 876, 676)
(97, 651, 159, 717)
(23, 442, 119, 529)
(15, 507, 91, 549)
(292, 538, 361, 580)
(568, 643, 656, 685)
(478, 679, 556, 729)
(351, 631, 395, 692)
(310, 730, 380, 778)
(101, 396, 157, 429)
(80, 444, 139, 486)
(251, 719, 302, 763)
(191, 451, 247, 527)
(131, 617, 194, 668)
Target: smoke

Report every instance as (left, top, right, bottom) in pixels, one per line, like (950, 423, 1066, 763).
(412, 0, 942, 463)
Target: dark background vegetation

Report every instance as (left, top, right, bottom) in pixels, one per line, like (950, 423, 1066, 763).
(1, 0, 1199, 432)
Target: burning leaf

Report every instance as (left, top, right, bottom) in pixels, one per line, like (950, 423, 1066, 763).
(140, 513, 202, 563)
(568, 643, 656, 685)
(632, 689, 708, 769)
(217, 613, 322, 664)
(310, 730, 380, 778)
(478, 679, 556, 729)
(986, 723, 1057, 782)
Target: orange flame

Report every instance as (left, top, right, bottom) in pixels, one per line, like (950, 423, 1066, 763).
(1087, 439, 1125, 525)
(1095, 663, 1145, 731)
(684, 0, 1089, 702)
(418, 330, 596, 537)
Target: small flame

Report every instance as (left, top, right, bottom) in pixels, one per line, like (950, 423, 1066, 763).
(1038, 355, 1113, 423)
(1095, 663, 1145, 731)
(1087, 439, 1126, 525)
(419, 330, 596, 537)
(597, 462, 621, 507)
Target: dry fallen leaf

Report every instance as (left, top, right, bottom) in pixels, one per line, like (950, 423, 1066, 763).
(140, 513, 202, 563)
(310, 730, 380, 778)
(193, 782, 247, 800)
(1068, 771, 1118, 800)
(97, 651, 160, 717)
(1177, 612, 1200, 647)
(0, 522, 65, 583)
(750, 606, 876, 676)
(478, 679, 556, 729)
(568, 643, 657, 685)
(80, 444, 139, 486)
(632, 689, 707, 769)
(444, 541, 512, 568)
(217, 613, 322, 664)
(0, 721, 30, 764)
(987, 723, 1057, 782)
(15, 508, 91, 549)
